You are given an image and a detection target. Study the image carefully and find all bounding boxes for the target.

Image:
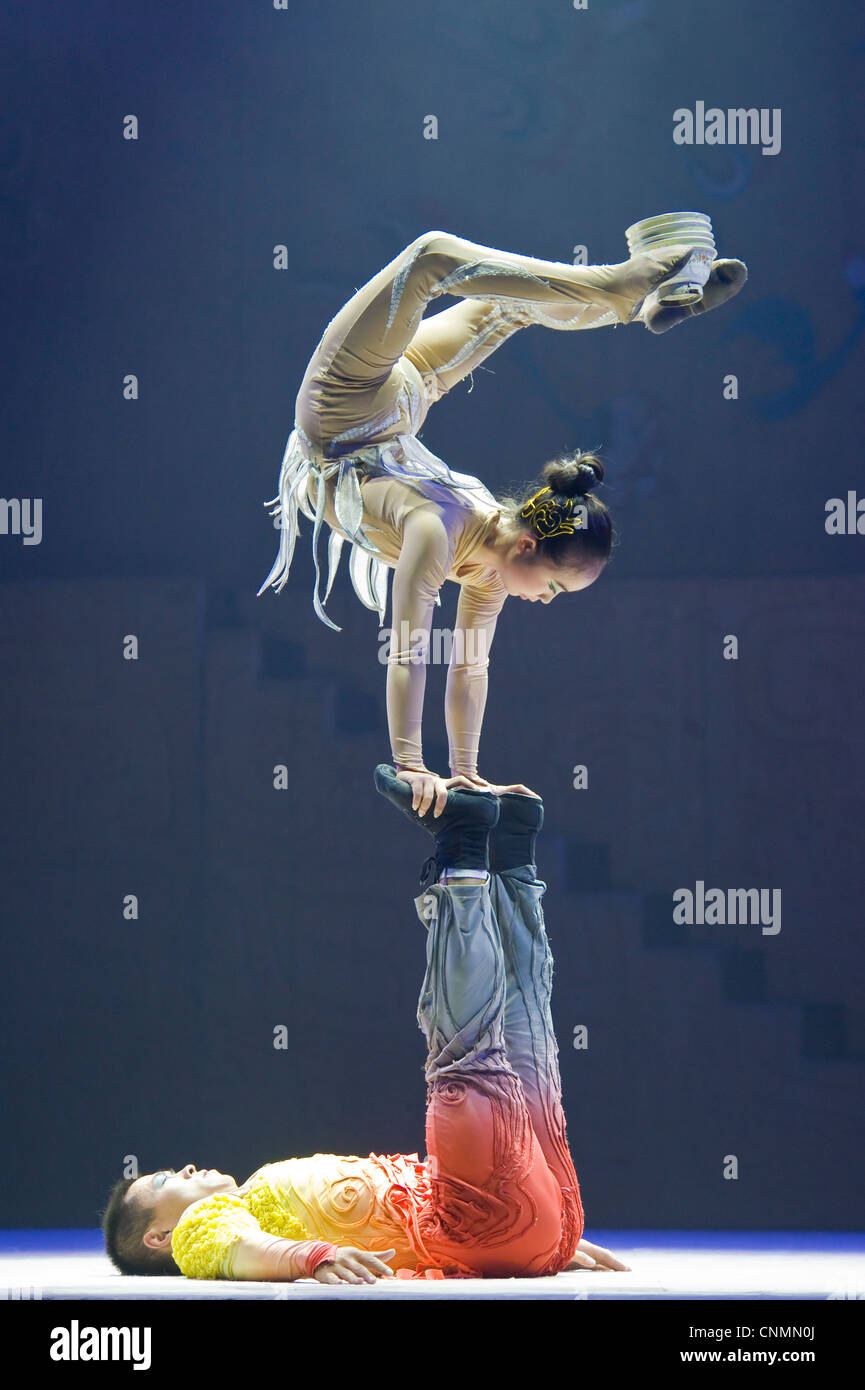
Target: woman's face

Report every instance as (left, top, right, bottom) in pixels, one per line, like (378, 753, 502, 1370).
(498, 534, 606, 602)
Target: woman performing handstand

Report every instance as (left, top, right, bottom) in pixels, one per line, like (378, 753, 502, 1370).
(103, 773, 626, 1282)
(258, 230, 747, 814)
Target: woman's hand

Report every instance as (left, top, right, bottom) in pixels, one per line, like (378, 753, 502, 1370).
(313, 1247, 396, 1285)
(563, 1237, 631, 1273)
(487, 781, 542, 798)
(460, 773, 542, 799)
(395, 768, 484, 818)
(457, 772, 496, 791)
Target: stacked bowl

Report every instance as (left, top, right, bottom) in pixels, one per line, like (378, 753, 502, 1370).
(625, 211, 717, 308)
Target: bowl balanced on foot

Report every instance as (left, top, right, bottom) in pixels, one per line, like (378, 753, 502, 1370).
(625, 210, 748, 334)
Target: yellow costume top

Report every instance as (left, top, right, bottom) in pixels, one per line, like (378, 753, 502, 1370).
(171, 1152, 432, 1280)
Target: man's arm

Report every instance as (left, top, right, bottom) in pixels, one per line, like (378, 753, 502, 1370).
(171, 1192, 398, 1283)
(170, 1196, 331, 1281)
(226, 1231, 339, 1281)
(228, 1233, 396, 1284)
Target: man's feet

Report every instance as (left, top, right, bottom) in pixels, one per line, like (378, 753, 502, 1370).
(639, 256, 748, 334)
(489, 791, 545, 875)
(374, 764, 499, 886)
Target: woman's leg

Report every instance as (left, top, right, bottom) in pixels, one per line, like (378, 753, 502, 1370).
(296, 230, 695, 446)
(401, 297, 532, 399)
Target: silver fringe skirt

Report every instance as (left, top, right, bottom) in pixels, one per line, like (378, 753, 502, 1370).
(256, 424, 498, 631)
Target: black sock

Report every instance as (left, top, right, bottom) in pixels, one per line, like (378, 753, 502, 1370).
(374, 765, 498, 882)
(489, 793, 544, 874)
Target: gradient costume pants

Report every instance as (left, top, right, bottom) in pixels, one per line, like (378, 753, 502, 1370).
(411, 866, 583, 1277)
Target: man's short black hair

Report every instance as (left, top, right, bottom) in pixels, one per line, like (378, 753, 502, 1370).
(101, 1177, 181, 1276)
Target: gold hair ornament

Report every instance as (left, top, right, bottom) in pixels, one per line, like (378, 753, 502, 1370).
(519, 486, 582, 539)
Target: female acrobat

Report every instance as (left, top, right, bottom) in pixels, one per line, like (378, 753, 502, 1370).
(258, 230, 746, 813)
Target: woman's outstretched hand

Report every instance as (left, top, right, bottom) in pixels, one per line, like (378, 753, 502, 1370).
(395, 768, 486, 818)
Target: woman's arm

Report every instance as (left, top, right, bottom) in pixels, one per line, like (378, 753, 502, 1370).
(385, 505, 451, 771)
(385, 509, 508, 787)
(445, 584, 506, 778)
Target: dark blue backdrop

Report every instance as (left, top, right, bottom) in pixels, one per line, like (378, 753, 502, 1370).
(2, 0, 863, 1232)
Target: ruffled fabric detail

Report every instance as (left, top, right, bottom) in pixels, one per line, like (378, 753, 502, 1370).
(241, 1177, 314, 1243)
(368, 1152, 477, 1279)
(256, 419, 497, 631)
(170, 1193, 264, 1280)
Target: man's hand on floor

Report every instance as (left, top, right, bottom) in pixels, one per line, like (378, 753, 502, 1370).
(313, 1247, 397, 1284)
(565, 1237, 631, 1272)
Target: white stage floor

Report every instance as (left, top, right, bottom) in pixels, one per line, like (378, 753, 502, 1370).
(3, 1232, 863, 1300)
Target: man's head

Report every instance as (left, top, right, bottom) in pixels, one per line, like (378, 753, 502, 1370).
(102, 1165, 237, 1275)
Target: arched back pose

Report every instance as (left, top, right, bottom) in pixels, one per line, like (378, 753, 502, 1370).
(258, 231, 747, 808)
(101, 774, 628, 1283)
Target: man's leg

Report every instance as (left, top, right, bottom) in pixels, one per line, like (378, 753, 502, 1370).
(374, 766, 565, 1277)
(413, 880, 566, 1277)
(489, 793, 584, 1267)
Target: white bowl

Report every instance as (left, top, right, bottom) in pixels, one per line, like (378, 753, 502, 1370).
(626, 211, 712, 234)
(626, 211, 717, 307)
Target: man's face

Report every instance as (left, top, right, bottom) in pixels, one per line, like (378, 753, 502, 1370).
(128, 1165, 237, 1252)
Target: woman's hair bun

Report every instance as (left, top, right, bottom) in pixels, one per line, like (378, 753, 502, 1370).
(542, 451, 604, 498)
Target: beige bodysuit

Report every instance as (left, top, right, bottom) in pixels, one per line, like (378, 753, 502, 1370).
(257, 230, 691, 774)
